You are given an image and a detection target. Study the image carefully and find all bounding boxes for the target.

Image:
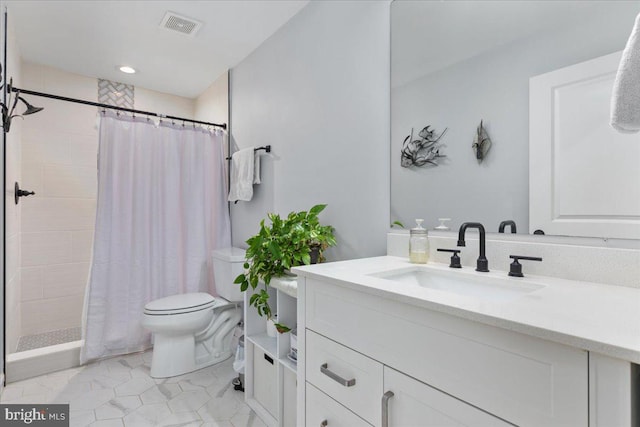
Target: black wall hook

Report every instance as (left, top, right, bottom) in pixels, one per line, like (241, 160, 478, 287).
(15, 182, 35, 205)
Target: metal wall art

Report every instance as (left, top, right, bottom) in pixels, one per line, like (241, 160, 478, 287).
(401, 125, 447, 168)
(472, 120, 492, 162)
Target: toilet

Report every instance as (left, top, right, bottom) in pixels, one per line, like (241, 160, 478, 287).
(142, 247, 246, 378)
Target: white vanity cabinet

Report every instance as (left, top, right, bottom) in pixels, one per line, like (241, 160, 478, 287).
(299, 277, 591, 427)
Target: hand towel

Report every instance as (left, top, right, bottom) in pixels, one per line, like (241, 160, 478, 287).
(611, 13, 640, 133)
(253, 151, 262, 184)
(228, 147, 255, 202)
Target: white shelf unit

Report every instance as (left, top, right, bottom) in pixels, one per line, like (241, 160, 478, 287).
(244, 278, 298, 427)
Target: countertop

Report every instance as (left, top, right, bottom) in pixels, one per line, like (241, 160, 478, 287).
(293, 256, 640, 364)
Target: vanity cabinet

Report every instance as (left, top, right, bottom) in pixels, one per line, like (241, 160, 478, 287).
(300, 277, 590, 427)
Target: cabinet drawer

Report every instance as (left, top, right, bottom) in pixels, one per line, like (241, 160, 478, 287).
(306, 383, 372, 427)
(384, 367, 511, 427)
(306, 330, 383, 425)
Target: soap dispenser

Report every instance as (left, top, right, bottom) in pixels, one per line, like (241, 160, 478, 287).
(435, 218, 451, 231)
(409, 219, 429, 264)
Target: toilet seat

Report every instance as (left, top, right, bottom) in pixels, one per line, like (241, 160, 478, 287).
(144, 292, 218, 316)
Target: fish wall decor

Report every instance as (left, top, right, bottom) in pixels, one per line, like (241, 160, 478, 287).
(472, 120, 492, 162)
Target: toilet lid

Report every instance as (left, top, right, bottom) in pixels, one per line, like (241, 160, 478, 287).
(144, 292, 216, 314)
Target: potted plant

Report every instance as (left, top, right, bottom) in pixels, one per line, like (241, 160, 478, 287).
(234, 204, 336, 333)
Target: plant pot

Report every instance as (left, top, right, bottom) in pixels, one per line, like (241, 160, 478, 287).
(310, 246, 321, 264)
(266, 317, 278, 338)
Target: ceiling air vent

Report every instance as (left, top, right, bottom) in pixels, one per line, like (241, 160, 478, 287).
(160, 12, 202, 36)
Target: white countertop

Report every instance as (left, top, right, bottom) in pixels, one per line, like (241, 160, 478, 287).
(293, 256, 640, 364)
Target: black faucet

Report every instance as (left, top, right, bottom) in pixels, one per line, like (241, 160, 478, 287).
(498, 220, 517, 234)
(457, 222, 489, 272)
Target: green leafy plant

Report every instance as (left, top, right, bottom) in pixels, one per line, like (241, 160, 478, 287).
(234, 204, 336, 333)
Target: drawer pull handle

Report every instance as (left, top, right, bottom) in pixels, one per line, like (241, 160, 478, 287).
(320, 363, 356, 387)
(320, 421, 328, 427)
(382, 390, 394, 427)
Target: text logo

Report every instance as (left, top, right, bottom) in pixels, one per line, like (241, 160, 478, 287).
(1, 405, 69, 426)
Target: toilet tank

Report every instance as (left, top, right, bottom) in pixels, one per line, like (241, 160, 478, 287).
(212, 247, 246, 302)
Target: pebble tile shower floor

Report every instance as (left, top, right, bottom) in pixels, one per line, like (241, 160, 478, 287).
(16, 327, 82, 352)
(0, 350, 265, 427)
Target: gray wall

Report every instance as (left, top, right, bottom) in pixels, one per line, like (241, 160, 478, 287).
(229, 1, 390, 261)
(391, 4, 639, 232)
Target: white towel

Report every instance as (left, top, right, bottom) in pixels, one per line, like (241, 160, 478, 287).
(611, 13, 640, 134)
(228, 147, 255, 202)
(253, 151, 261, 184)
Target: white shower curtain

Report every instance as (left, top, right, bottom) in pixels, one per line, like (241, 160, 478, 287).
(81, 112, 231, 363)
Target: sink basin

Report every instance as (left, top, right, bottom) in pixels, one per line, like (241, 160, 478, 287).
(369, 267, 544, 302)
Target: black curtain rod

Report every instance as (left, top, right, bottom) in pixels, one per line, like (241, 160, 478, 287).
(9, 86, 227, 130)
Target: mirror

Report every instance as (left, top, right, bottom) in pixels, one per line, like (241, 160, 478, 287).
(391, 1, 640, 236)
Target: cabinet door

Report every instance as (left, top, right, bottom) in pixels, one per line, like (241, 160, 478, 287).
(253, 346, 278, 418)
(383, 367, 511, 427)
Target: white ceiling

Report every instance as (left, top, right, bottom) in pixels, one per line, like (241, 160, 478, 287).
(6, 0, 309, 98)
(392, 1, 640, 88)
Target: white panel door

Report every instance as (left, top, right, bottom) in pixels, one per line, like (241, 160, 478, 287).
(530, 51, 640, 239)
(383, 367, 511, 427)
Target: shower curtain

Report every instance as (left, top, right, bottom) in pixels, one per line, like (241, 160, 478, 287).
(81, 111, 231, 363)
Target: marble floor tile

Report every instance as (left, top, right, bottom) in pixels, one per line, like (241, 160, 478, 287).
(2, 391, 52, 404)
(168, 389, 211, 413)
(90, 419, 124, 427)
(176, 366, 219, 389)
(198, 392, 243, 422)
(95, 396, 142, 420)
(114, 377, 156, 397)
(230, 411, 268, 427)
(90, 374, 131, 391)
(51, 382, 93, 404)
(156, 411, 202, 427)
(70, 410, 96, 427)
(20, 378, 54, 397)
(201, 421, 233, 427)
(122, 402, 172, 427)
(70, 388, 116, 412)
(139, 382, 182, 405)
(1, 350, 258, 427)
(0, 384, 23, 401)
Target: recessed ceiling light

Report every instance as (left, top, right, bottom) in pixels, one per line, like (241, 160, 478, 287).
(119, 66, 136, 74)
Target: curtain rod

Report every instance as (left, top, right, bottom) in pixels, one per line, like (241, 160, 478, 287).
(9, 86, 227, 130)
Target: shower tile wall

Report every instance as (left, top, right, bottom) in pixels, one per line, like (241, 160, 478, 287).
(19, 62, 98, 337)
(5, 21, 23, 352)
(17, 62, 196, 342)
